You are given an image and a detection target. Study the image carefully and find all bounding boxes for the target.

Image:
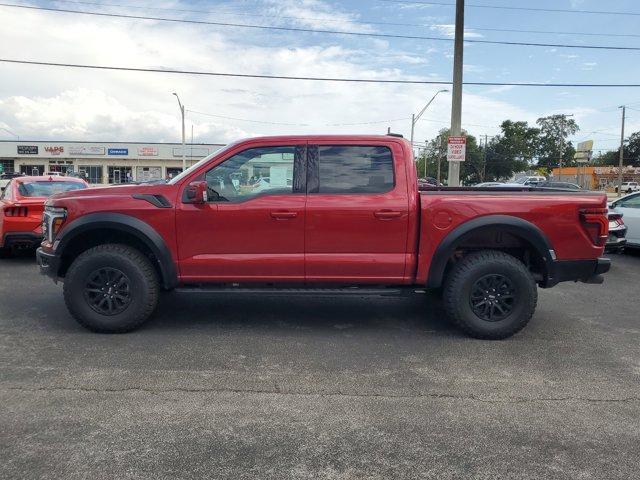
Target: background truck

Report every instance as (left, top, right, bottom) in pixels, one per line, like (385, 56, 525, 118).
(37, 135, 610, 339)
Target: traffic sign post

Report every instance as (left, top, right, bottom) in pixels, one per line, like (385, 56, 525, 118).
(447, 136, 466, 163)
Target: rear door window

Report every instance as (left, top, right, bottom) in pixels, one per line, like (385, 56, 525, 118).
(316, 146, 394, 194)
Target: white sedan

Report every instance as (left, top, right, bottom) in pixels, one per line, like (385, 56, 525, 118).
(609, 192, 640, 248)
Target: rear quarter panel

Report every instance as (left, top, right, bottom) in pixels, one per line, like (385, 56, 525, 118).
(415, 191, 608, 283)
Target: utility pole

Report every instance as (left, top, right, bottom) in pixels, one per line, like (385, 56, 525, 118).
(618, 105, 626, 197)
(447, 0, 464, 186)
(173, 92, 187, 172)
(437, 136, 443, 184)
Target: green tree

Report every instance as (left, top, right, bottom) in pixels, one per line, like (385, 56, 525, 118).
(594, 131, 640, 166)
(535, 114, 580, 171)
(415, 129, 449, 182)
(482, 120, 540, 181)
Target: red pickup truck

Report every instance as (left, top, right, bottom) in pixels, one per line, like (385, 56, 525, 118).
(36, 135, 610, 339)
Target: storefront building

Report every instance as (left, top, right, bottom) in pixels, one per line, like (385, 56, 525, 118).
(0, 141, 225, 184)
(551, 166, 640, 190)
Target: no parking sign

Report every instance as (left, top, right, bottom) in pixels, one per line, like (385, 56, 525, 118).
(447, 136, 466, 162)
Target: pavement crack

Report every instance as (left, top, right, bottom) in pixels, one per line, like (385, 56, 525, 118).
(4, 386, 640, 404)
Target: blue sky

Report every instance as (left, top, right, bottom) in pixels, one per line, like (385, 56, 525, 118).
(0, 0, 639, 153)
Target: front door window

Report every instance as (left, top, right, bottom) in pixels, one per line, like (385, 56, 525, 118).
(204, 146, 300, 202)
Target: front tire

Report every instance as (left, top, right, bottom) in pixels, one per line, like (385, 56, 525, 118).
(63, 244, 159, 333)
(442, 250, 537, 339)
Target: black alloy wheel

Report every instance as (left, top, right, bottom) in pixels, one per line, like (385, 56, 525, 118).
(469, 274, 516, 322)
(83, 267, 132, 316)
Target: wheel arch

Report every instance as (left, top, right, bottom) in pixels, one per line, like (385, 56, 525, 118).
(56, 213, 178, 290)
(426, 215, 554, 288)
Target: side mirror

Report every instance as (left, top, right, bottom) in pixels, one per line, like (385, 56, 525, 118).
(184, 181, 208, 204)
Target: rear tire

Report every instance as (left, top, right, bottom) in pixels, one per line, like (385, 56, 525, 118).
(442, 250, 537, 340)
(63, 244, 159, 333)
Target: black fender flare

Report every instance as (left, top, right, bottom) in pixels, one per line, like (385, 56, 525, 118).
(56, 212, 178, 289)
(426, 215, 554, 288)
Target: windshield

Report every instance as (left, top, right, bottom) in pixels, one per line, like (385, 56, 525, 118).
(17, 181, 86, 197)
(168, 141, 239, 185)
(513, 177, 528, 184)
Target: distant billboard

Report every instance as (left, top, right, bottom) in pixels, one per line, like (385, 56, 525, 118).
(574, 140, 593, 164)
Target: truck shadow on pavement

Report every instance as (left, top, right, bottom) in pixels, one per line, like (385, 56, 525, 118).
(147, 289, 460, 337)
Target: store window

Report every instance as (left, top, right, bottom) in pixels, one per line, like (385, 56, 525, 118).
(136, 166, 162, 183)
(20, 165, 45, 176)
(166, 167, 183, 180)
(48, 161, 75, 176)
(108, 166, 133, 184)
(0, 159, 15, 174)
(79, 166, 104, 184)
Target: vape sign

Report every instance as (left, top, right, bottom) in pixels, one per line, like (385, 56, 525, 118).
(45, 146, 64, 156)
(447, 136, 466, 162)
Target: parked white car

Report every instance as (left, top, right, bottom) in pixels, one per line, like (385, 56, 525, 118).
(615, 182, 640, 194)
(609, 192, 640, 248)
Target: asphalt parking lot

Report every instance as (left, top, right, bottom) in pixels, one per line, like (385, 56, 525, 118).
(1, 252, 639, 479)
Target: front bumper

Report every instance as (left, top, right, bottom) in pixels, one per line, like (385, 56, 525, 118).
(544, 257, 611, 287)
(36, 247, 61, 283)
(2, 232, 43, 249)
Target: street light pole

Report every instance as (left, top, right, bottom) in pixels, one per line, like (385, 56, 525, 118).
(448, 0, 464, 186)
(410, 89, 448, 151)
(173, 92, 186, 172)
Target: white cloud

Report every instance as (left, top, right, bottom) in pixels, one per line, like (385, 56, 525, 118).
(0, 3, 537, 144)
(429, 24, 483, 39)
(263, 0, 373, 32)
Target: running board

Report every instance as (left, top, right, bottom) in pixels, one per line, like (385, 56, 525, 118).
(175, 286, 425, 297)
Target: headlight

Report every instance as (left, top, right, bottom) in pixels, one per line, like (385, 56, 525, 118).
(43, 206, 67, 243)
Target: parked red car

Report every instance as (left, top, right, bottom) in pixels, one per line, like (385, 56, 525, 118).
(37, 135, 610, 338)
(0, 175, 88, 254)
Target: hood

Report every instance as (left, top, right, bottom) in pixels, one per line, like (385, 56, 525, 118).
(47, 183, 175, 204)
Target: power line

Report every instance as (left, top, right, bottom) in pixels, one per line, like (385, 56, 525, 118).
(5, 58, 640, 87)
(187, 109, 411, 126)
(52, 0, 640, 39)
(3, 3, 640, 51)
(376, 0, 640, 16)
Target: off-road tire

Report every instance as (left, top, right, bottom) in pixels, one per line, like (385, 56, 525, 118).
(442, 250, 537, 340)
(63, 244, 159, 333)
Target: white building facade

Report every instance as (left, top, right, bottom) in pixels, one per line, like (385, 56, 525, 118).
(0, 140, 224, 184)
